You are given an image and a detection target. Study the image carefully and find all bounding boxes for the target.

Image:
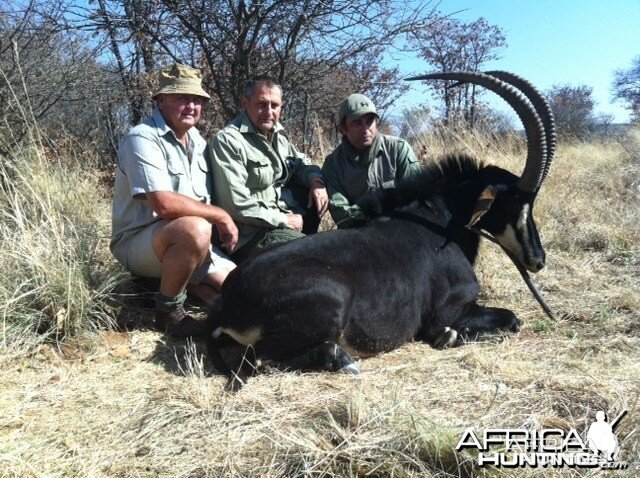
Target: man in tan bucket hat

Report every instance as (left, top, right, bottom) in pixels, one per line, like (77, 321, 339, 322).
(111, 63, 238, 337)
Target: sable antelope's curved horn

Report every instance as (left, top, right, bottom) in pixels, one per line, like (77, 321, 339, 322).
(406, 71, 547, 194)
(445, 71, 556, 190)
(483, 71, 556, 188)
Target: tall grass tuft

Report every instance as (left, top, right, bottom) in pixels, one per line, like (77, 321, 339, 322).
(413, 118, 525, 167)
(0, 142, 126, 355)
(1, 51, 127, 355)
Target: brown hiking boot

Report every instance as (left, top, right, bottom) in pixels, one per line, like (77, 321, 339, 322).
(154, 306, 208, 338)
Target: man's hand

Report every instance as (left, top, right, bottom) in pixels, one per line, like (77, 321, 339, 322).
(285, 213, 303, 231)
(215, 213, 239, 252)
(308, 181, 329, 217)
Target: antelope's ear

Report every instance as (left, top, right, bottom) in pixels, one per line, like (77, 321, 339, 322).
(467, 186, 497, 227)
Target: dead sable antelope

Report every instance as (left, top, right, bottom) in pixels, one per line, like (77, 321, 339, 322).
(206, 71, 556, 380)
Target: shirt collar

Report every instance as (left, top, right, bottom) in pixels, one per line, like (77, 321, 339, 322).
(341, 132, 382, 165)
(151, 107, 201, 145)
(151, 108, 173, 137)
(238, 110, 284, 135)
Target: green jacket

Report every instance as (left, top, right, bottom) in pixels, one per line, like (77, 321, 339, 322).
(321, 133, 421, 228)
(208, 111, 322, 248)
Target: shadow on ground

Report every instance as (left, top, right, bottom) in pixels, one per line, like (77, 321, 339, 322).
(111, 275, 246, 378)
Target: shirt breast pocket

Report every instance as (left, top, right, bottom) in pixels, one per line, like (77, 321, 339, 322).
(192, 156, 210, 199)
(245, 156, 273, 189)
(166, 155, 185, 192)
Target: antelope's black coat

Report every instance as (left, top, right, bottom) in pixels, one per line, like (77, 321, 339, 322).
(207, 155, 525, 376)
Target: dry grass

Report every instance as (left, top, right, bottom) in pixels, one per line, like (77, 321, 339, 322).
(0, 146, 125, 354)
(1, 128, 639, 477)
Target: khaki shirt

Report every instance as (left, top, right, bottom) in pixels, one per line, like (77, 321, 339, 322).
(322, 134, 421, 228)
(207, 111, 322, 248)
(111, 108, 210, 262)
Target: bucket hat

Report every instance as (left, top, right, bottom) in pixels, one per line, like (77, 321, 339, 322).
(152, 63, 211, 100)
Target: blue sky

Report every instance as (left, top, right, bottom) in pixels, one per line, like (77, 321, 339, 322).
(391, 0, 640, 123)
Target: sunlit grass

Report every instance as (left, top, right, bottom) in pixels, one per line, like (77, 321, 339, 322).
(0, 119, 638, 477)
(0, 143, 126, 355)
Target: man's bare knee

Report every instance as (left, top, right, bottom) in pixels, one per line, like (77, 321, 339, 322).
(183, 216, 213, 248)
(153, 216, 212, 259)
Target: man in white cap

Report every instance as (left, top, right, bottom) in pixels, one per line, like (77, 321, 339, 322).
(322, 93, 421, 228)
(111, 63, 238, 337)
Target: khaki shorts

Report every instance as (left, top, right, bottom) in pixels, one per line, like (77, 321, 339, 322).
(114, 222, 236, 285)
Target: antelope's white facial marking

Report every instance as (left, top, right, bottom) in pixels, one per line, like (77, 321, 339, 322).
(221, 326, 262, 346)
(494, 203, 530, 259)
(517, 203, 531, 242)
(495, 224, 519, 255)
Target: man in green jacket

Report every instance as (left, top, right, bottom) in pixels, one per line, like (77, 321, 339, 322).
(208, 75, 328, 262)
(322, 94, 422, 228)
